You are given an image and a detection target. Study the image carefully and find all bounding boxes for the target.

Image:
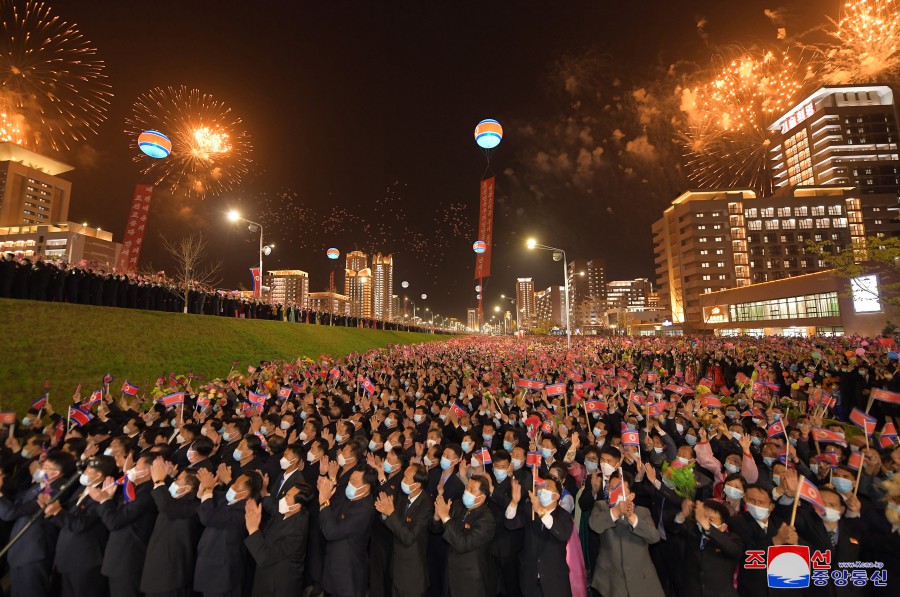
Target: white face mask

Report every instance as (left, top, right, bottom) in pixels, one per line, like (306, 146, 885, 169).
(820, 507, 842, 523)
(280, 456, 294, 470)
(306, 451, 317, 462)
(337, 454, 347, 467)
(278, 497, 295, 515)
(600, 462, 616, 477)
(298, 431, 308, 442)
(280, 421, 291, 430)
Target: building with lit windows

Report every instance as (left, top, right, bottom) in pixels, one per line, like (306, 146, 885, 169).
(344, 250, 372, 318)
(371, 252, 393, 321)
(0, 221, 120, 267)
(263, 270, 309, 307)
(567, 259, 607, 333)
(652, 185, 900, 331)
(535, 285, 566, 328)
(769, 85, 899, 196)
(607, 278, 653, 311)
(516, 277, 536, 329)
(308, 291, 350, 316)
(467, 308, 478, 331)
(698, 269, 900, 337)
(0, 143, 73, 227)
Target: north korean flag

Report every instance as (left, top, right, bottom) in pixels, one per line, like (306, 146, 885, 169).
(621, 430, 640, 446)
(701, 396, 723, 409)
(767, 420, 786, 439)
(362, 377, 376, 395)
(68, 406, 93, 427)
(525, 450, 542, 468)
(277, 386, 292, 400)
(871, 388, 900, 405)
(545, 383, 566, 397)
(450, 402, 467, 418)
(116, 475, 136, 504)
(584, 400, 606, 413)
(798, 476, 825, 514)
(811, 428, 845, 443)
(121, 381, 139, 396)
(849, 408, 877, 435)
(248, 390, 268, 406)
(157, 392, 185, 408)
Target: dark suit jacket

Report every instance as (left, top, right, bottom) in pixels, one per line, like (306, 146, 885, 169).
(319, 493, 375, 596)
(794, 508, 865, 597)
(431, 501, 496, 597)
(193, 494, 249, 594)
(262, 468, 306, 515)
(98, 481, 158, 578)
(383, 491, 434, 594)
(669, 517, 743, 597)
(245, 509, 309, 597)
(729, 510, 786, 597)
(140, 486, 201, 593)
(0, 480, 67, 567)
(505, 501, 574, 597)
(487, 476, 523, 557)
(52, 489, 108, 573)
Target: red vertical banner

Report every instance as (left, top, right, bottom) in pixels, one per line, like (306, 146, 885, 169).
(474, 177, 494, 280)
(115, 184, 154, 274)
(250, 267, 261, 298)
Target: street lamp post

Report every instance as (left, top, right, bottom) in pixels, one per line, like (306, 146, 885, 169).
(228, 210, 264, 298)
(527, 238, 571, 351)
(499, 294, 518, 333)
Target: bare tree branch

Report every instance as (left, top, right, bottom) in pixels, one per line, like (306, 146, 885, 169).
(160, 233, 223, 314)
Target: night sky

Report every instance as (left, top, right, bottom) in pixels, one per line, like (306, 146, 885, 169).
(46, 0, 828, 321)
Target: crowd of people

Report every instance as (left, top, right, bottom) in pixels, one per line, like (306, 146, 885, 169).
(0, 253, 438, 332)
(2, 334, 900, 597)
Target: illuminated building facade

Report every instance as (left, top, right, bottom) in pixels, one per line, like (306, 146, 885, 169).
(0, 143, 73, 227)
(371, 252, 393, 321)
(264, 270, 309, 307)
(344, 250, 372, 318)
(516, 277, 536, 329)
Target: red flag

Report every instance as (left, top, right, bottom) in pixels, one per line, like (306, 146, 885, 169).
(545, 383, 566, 397)
(362, 377, 376, 395)
(121, 381, 139, 396)
(525, 450, 541, 468)
(68, 406, 93, 427)
(116, 475, 136, 504)
(450, 402, 467, 418)
(157, 392, 185, 408)
(701, 396, 723, 409)
(797, 476, 825, 514)
(767, 420, 786, 439)
(608, 478, 625, 505)
(621, 430, 640, 446)
(584, 400, 606, 413)
(870, 388, 900, 405)
(811, 428, 845, 443)
(846, 451, 864, 471)
(248, 391, 268, 406)
(849, 408, 877, 435)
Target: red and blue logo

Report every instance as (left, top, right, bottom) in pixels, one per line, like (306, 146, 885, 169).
(767, 545, 810, 588)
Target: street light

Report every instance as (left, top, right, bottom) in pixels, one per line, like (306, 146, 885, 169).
(67, 222, 89, 264)
(227, 210, 265, 298)
(526, 237, 572, 350)
(500, 293, 519, 333)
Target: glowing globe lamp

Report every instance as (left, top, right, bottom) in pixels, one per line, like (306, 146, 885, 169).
(421, 294, 427, 300)
(326, 248, 340, 260)
(401, 281, 409, 289)
(474, 119, 502, 149)
(473, 240, 487, 254)
(138, 130, 172, 159)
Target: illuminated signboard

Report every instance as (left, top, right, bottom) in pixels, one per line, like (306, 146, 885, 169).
(850, 275, 881, 313)
(780, 102, 816, 135)
(704, 305, 729, 323)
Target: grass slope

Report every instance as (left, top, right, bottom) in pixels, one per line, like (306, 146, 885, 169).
(0, 299, 437, 413)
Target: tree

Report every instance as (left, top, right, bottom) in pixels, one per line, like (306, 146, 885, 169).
(161, 234, 222, 314)
(806, 236, 900, 308)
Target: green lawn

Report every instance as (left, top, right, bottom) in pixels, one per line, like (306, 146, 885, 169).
(0, 299, 438, 414)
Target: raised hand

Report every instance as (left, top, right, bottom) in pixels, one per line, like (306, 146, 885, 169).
(374, 492, 395, 516)
(643, 462, 657, 485)
(317, 476, 336, 505)
(245, 498, 262, 533)
(150, 457, 168, 484)
(434, 495, 452, 520)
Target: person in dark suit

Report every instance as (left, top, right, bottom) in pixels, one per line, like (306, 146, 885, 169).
(431, 474, 496, 597)
(94, 453, 159, 597)
(504, 475, 574, 597)
(588, 472, 664, 597)
(0, 451, 77, 597)
(141, 457, 201, 597)
(45, 455, 116, 597)
(375, 463, 434, 597)
(427, 444, 466, 597)
(793, 486, 865, 597)
(183, 436, 217, 473)
(263, 442, 306, 511)
(317, 466, 377, 597)
(728, 484, 798, 597)
(244, 482, 313, 597)
(668, 498, 744, 597)
(193, 469, 262, 597)
(368, 447, 408, 597)
(486, 450, 522, 596)
(301, 438, 328, 594)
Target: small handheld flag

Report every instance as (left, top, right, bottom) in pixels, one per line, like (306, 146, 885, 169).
(870, 388, 900, 405)
(115, 475, 136, 504)
(767, 420, 786, 439)
(121, 381, 139, 396)
(811, 428, 846, 443)
(797, 476, 825, 514)
(849, 408, 877, 435)
(248, 391, 268, 406)
(157, 392, 185, 409)
(68, 405, 93, 427)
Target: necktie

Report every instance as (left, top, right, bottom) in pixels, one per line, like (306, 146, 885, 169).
(828, 529, 837, 547)
(403, 498, 411, 516)
(699, 531, 708, 550)
(657, 497, 667, 541)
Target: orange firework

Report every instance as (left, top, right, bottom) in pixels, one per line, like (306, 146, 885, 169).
(125, 86, 252, 199)
(0, 0, 111, 149)
(680, 47, 819, 195)
(822, 0, 900, 83)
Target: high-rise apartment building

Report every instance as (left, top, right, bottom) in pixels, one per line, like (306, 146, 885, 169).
(535, 285, 566, 327)
(264, 270, 309, 307)
(652, 185, 900, 329)
(371, 252, 393, 321)
(0, 143, 73, 227)
(308, 291, 350, 316)
(770, 85, 899, 195)
(516, 277, 536, 329)
(467, 308, 478, 331)
(567, 258, 607, 332)
(607, 278, 653, 311)
(344, 250, 372, 318)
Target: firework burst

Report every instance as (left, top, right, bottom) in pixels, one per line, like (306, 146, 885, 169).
(821, 0, 900, 84)
(0, 0, 111, 150)
(125, 85, 252, 198)
(679, 47, 818, 195)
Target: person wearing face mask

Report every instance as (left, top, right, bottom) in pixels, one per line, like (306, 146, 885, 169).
(92, 453, 159, 597)
(484, 450, 523, 597)
(0, 451, 75, 597)
(184, 436, 216, 473)
(374, 463, 434, 597)
(329, 441, 366, 501)
(728, 484, 798, 597)
(588, 473, 664, 597)
(264, 443, 305, 509)
(670, 499, 743, 597)
(213, 418, 245, 469)
(505, 476, 575, 597)
(435, 444, 466, 502)
(369, 448, 409, 597)
(141, 456, 201, 597)
(6, 432, 50, 493)
(318, 467, 377, 597)
(299, 438, 327, 596)
(431, 475, 496, 597)
(245, 483, 314, 597)
(227, 434, 266, 479)
(169, 423, 199, 469)
(194, 469, 262, 597)
(45, 455, 116, 597)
